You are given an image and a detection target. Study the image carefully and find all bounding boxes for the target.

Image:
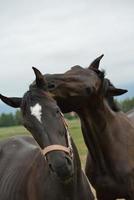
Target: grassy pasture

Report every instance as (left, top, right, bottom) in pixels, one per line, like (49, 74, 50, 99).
(0, 119, 88, 165)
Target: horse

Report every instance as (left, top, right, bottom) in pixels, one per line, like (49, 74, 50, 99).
(0, 67, 94, 200)
(31, 55, 134, 200)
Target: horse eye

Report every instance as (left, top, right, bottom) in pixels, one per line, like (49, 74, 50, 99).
(47, 83, 55, 90)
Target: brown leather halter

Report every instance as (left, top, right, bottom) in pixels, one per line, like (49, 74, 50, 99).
(42, 111, 73, 158)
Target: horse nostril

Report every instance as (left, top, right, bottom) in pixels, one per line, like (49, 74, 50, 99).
(85, 87, 92, 95)
(65, 156, 72, 166)
(48, 163, 54, 172)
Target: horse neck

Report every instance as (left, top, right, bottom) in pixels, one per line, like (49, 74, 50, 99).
(76, 97, 126, 174)
(70, 139, 83, 183)
(71, 139, 93, 199)
(71, 139, 82, 172)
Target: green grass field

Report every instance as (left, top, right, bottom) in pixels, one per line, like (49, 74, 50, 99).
(0, 119, 87, 165)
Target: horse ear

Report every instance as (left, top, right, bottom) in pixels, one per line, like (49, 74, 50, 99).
(89, 54, 104, 69)
(106, 87, 128, 96)
(32, 67, 47, 89)
(0, 94, 22, 108)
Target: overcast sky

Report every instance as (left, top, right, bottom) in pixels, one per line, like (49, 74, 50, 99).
(0, 0, 134, 98)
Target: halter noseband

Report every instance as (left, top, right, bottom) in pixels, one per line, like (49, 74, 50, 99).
(42, 111, 73, 158)
(42, 145, 72, 157)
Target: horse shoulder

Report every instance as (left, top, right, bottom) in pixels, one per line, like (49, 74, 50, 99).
(0, 135, 45, 200)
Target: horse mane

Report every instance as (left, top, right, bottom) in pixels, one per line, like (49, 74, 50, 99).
(106, 96, 120, 112)
(102, 78, 121, 112)
(21, 91, 31, 114)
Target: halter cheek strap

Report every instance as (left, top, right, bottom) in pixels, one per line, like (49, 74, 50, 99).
(41, 111, 73, 159)
(40, 91, 73, 158)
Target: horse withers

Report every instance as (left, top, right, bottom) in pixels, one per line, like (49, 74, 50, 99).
(34, 55, 134, 200)
(0, 67, 94, 200)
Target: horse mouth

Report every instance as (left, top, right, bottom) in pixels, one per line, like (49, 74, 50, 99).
(57, 172, 74, 183)
(49, 166, 74, 183)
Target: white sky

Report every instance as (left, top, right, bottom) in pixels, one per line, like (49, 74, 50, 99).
(0, 0, 134, 97)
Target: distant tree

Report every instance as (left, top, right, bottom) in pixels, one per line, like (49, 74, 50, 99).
(119, 97, 134, 112)
(15, 110, 22, 125)
(0, 113, 15, 127)
(0, 113, 7, 127)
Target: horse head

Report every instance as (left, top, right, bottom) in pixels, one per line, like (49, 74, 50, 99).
(0, 68, 74, 181)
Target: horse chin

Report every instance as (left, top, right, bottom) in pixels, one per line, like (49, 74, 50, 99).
(50, 169, 74, 183)
(57, 173, 74, 184)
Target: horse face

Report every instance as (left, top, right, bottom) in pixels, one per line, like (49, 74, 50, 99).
(21, 89, 74, 180)
(32, 68, 101, 113)
(47, 67, 101, 98)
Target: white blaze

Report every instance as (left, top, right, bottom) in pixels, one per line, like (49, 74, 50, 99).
(30, 103, 42, 123)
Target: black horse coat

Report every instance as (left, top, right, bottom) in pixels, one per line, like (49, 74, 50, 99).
(0, 135, 94, 200)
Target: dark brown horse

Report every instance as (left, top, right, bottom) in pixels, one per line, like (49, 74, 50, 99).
(31, 56, 134, 200)
(0, 68, 94, 200)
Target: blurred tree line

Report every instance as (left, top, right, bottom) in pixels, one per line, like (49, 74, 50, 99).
(0, 97, 134, 127)
(0, 110, 22, 127)
(119, 97, 134, 113)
